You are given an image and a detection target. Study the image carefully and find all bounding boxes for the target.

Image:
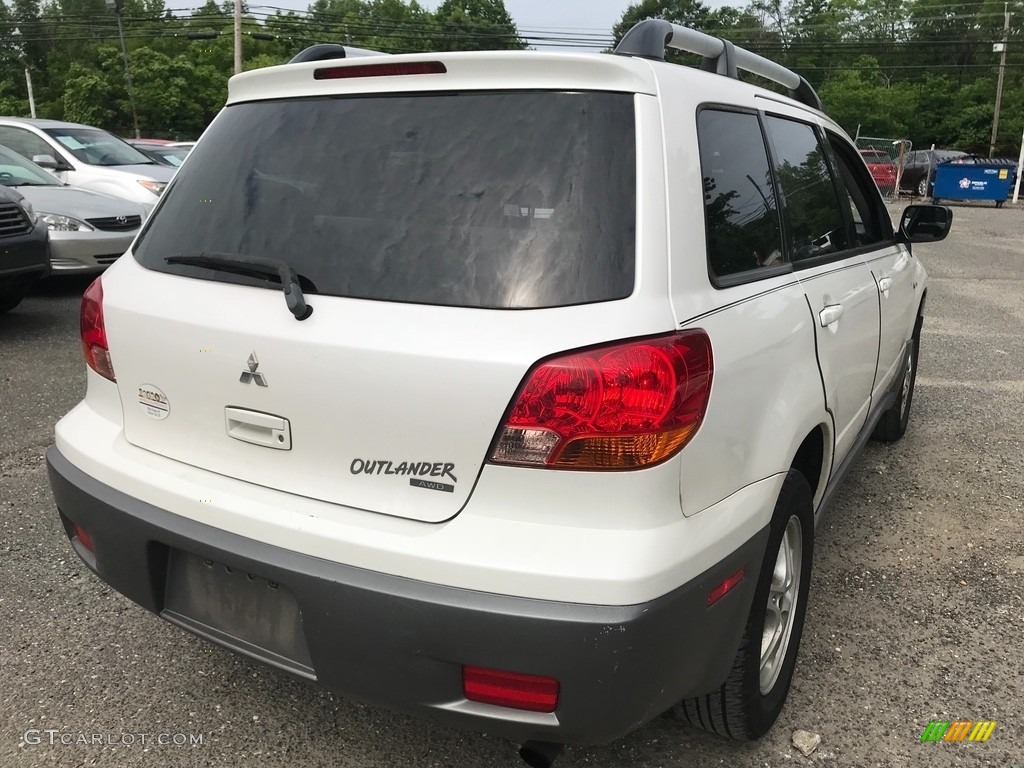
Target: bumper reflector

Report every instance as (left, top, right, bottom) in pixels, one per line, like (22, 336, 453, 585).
(707, 567, 745, 606)
(71, 521, 94, 553)
(462, 665, 559, 713)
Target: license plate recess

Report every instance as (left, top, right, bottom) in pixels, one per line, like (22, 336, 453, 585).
(162, 549, 315, 679)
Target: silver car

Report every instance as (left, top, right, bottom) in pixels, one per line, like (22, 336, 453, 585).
(0, 144, 144, 273)
(0, 118, 175, 215)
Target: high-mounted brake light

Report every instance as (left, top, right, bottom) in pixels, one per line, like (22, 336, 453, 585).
(462, 665, 559, 713)
(314, 61, 447, 80)
(81, 277, 115, 381)
(489, 331, 713, 470)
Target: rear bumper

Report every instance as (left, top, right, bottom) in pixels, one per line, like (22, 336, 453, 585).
(47, 445, 768, 745)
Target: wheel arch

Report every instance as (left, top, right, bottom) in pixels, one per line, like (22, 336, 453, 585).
(789, 423, 831, 510)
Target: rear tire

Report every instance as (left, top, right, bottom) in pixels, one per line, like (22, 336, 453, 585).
(872, 334, 918, 442)
(675, 470, 814, 740)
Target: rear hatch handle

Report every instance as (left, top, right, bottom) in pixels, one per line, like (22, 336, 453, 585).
(225, 407, 292, 450)
(164, 252, 314, 320)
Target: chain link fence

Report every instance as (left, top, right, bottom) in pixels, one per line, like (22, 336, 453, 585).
(854, 136, 912, 200)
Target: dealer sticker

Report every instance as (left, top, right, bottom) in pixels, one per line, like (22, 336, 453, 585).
(138, 384, 170, 420)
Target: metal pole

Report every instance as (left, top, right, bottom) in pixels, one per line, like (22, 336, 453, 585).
(893, 140, 907, 200)
(234, 0, 242, 74)
(116, 10, 141, 139)
(24, 69, 36, 118)
(1013, 125, 1024, 203)
(989, 3, 1010, 158)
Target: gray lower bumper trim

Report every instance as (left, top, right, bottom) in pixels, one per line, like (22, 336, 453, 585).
(47, 445, 768, 745)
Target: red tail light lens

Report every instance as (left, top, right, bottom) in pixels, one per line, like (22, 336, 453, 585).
(81, 277, 115, 381)
(462, 665, 559, 712)
(490, 331, 713, 470)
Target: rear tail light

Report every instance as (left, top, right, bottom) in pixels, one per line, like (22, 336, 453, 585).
(462, 665, 559, 712)
(489, 331, 713, 470)
(81, 277, 115, 381)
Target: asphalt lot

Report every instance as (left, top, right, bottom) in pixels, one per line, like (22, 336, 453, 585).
(1, 203, 1022, 768)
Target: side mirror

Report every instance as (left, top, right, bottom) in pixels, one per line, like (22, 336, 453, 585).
(898, 204, 952, 244)
(32, 154, 62, 169)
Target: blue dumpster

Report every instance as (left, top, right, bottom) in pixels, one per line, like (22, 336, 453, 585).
(933, 161, 1014, 207)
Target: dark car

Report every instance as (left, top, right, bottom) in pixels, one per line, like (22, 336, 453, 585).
(127, 140, 191, 168)
(0, 184, 50, 312)
(899, 149, 969, 196)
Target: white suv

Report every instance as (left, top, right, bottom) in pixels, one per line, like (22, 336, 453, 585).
(47, 21, 951, 766)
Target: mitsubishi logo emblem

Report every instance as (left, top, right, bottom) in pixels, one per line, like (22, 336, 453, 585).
(239, 352, 268, 387)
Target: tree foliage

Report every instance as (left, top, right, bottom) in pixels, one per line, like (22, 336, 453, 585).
(0, 0, 1022, 153)
(611, 0, 1024, 154)
(0, 0, 523, 138)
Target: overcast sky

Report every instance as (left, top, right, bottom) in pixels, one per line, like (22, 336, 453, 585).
(239, 0, 735, 51)
(458, 0, 628, 34)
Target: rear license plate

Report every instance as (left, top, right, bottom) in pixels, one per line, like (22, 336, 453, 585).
(162, 549, 314, 678)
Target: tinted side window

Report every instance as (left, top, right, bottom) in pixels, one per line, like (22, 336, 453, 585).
(697, 109, 784, 279)
(764, 116, 849, 262)
(0, 127, 58, 163)
(826, 132, 890, 247)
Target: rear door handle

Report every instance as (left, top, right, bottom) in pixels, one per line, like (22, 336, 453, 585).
(225, 407, 292, 450)
(819, 304, 844, 327)
(878, 276, 893, 294)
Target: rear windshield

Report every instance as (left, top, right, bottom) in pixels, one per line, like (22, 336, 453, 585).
(133, 91, 637, 309)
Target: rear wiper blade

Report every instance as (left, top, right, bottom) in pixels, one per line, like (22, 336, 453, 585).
(164, 252, 313, 321)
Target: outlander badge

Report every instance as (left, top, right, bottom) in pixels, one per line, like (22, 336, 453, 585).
(239, 352, 268, 387)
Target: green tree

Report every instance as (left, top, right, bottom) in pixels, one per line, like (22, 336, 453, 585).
(62, 58, 119, 127)
(818, 55, 912, 137)
(432, 0, 524, 51)
(611, 0, 709, 46)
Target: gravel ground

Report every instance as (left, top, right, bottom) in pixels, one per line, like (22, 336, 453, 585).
(1, 203, 1021, 767)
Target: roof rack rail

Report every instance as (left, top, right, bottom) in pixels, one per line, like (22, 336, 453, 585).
(289, 44, 388, 64)
(613, 19, 822, 112)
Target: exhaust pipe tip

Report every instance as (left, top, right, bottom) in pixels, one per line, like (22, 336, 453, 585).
(519, 741, 563, 768)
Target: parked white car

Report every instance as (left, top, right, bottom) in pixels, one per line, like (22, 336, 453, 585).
(0, 144, 143, 273)
(0, 118, 174, 215)
(46, 22, 951, 767)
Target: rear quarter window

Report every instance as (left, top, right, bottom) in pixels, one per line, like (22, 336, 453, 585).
(697, 108, 785, 280)
(133, 91, 637, 309)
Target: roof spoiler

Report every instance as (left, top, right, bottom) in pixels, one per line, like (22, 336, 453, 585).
(289, 44, 389, 64)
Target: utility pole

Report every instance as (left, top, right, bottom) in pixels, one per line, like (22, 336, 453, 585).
(24, 68, 36, 118)
(234, 0, 242, 74)
(106, 0, 140, 138)
(989, 3, 1010, 158)
(1014, 125, 1023, 203)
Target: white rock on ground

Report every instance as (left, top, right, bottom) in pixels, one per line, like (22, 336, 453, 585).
(792, 730, 822, 757)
